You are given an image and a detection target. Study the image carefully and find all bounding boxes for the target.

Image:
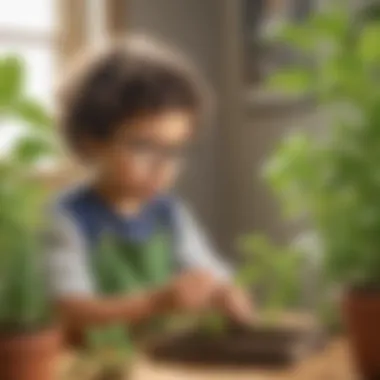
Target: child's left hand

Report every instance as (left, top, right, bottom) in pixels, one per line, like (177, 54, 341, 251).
(212, 284, 255, 326)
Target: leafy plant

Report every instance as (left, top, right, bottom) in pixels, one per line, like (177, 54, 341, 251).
(197, 234, 303, 334)
(237, 234, 303, 323)
(265, 3, 380, 287)
(0, 55, 55, 330)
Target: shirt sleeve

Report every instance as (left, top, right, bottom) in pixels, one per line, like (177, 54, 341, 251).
(173, 200, 233, 281)
(43, 206, 95, 298)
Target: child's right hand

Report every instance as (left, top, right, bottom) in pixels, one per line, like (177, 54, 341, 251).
(157, 270, 220, 313)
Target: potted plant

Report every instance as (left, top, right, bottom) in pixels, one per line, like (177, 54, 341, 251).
(0, 55, 60, 380)
(264, 2, 380, 377)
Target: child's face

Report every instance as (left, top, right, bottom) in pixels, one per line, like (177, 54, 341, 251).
(90, 110, 194, 198)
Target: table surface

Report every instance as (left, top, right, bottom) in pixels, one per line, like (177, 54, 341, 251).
(59, 338, 357, 380)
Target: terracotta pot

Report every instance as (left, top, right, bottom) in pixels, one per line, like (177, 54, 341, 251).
(343, 289, 380, 378)
(0, 327, 61, 380)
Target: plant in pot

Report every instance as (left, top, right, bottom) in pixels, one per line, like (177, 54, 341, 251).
(0, 55, 60, 380)
(263, 2, 380, 377)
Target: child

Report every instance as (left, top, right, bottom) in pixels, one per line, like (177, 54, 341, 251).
(45, 37, 253, 340)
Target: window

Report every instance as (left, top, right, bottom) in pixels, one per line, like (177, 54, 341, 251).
(0, 0, 127, 179)
(0, 0, 56, 106)
(0, 0, 126, 161)
(0, 0, 127, 105)
(0, 0, 57, 154)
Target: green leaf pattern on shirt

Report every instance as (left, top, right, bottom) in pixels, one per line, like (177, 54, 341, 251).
(86, 229, 172, 359)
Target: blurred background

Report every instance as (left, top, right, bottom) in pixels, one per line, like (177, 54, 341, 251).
(0, 0, 362, 259)
(4, 1, 380, 378)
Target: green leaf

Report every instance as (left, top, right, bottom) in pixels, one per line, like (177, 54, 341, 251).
(276, 24, 315, 52)
(87, 324, 132, 353)
(235, 233, 303, 320)
(143, 230, 171, 286)
(268, 68, 313, 95)
(0, 55, 55, 329)
(358, 23, 380, 64)
(199, 312, 226, 336)
(11, 136, 53, 164)
(235, 264, 265, 288)
(0, 56, 24, 108)
(94, 234, 141, 294)
(238, 234, 272, 259)
(308, 9, 349, 41)
(14, 98, 52, 130)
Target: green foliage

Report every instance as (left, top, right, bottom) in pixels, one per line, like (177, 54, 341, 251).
(0, 55, 55, 329)
(265, 5, 380, 286)
(197, 234, 303, 332)
(85, 235, 138, 364)
(268, 4, 380, 103)
(83, 231, 172, 373)
(14, 98, 52, 130)
(236, 234, 303, 322)
(93, 233, 142, 295)
(0, 56, 24, 108)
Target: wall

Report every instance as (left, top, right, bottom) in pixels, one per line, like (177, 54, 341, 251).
(127, 0, 237, 256)
(242, 93, 317, 242)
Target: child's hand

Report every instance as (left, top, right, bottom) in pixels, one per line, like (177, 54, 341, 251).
(212, 284, 255, 325)
(160, 270, 220, 313)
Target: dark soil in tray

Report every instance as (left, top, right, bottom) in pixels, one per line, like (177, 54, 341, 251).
(144, 325, 326, 368)
(94, 368, 125, 380)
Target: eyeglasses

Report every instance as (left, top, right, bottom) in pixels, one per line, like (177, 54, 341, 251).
(118, 138, 189, 165)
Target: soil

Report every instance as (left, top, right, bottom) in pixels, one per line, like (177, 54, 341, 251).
(144, 325, 326, 368)
(95, 368, 125, 380)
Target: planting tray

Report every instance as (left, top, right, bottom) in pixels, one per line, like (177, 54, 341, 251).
(144, 325, 326, 368)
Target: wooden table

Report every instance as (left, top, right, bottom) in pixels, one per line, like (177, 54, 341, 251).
(59, 338, 357, 380)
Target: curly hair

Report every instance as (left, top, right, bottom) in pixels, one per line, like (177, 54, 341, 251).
(58, 36, 211, 155)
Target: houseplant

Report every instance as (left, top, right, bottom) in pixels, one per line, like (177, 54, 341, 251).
(0, 55, 60, 380)
(264, 2, 380, 377)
